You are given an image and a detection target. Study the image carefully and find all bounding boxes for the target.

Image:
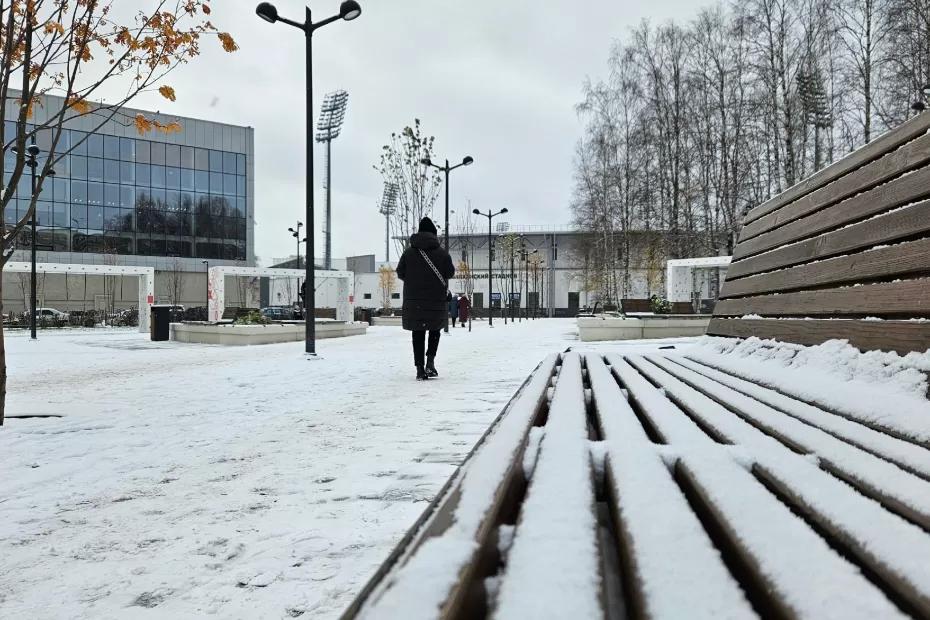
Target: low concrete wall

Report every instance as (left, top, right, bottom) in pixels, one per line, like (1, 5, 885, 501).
(371, 316, 403, 327)
(171, 321, 367, 345)
(578, 315, 710, 342)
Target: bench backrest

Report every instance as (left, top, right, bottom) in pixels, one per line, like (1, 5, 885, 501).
(709, 111, 930, 355)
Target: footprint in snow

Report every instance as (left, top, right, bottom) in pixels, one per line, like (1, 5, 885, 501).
(131, 588, 173, 608)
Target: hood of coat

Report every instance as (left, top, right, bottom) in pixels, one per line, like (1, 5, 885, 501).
(409, 232, 440, 250)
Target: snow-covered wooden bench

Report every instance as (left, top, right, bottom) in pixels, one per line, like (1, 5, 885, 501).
(343, 115, 930, 619)
(343, 351, 930, 619)
(708, 110, 930, 354)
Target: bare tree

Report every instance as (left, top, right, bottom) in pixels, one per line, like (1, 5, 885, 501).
(164, 258, 186, 308)
(0, 1, 238, 425)
(378, 264, 397, 312)
(374, 119, 442, 252)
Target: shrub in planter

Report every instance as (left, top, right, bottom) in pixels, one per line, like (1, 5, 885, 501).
(233, 310, 271, 325)
(650, 296, 672, 314)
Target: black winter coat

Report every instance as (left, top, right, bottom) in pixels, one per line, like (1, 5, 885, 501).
(396, 232, 455, 331)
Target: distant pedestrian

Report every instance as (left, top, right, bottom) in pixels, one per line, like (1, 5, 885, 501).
(449, 293, 460, 327)
(458, 294, 471, 326)
(396, 217, 455, 380)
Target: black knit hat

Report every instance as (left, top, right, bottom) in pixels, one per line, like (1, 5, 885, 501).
(418, 217, 437, 235)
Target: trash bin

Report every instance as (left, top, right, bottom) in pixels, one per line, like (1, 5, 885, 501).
(150, 305, 171, 341)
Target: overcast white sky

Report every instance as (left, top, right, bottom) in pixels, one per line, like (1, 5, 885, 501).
(127, 0, 701, 265)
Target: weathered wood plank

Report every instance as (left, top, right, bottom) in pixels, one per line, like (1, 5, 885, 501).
(720, 237, 930, 298)
(348, 355, 559, 619)
(495, 353, 603, 619)
(735, 164, 930, 261)
(725, 199, 930, 280)
(742, 111, 930, 225)
(706, 318, 930, 355)
(585, 355, 755, 619)
(740, 131, 930, 241)
(714, 278, 930, 317)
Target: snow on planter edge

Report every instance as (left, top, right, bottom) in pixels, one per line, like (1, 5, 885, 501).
(585, 355, 755, 620)
(357, 353, 559, 620)
(493, 353, 601, 620)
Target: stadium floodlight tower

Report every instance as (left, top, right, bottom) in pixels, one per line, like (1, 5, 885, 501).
(316, 89, 350, 270)
(378, 182, 399, 262)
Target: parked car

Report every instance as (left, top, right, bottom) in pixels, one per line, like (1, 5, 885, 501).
(260, 306, 296, 321)
(35, 307, 70, 321)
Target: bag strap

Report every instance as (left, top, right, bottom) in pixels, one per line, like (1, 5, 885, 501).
(418, 249, 447, 292)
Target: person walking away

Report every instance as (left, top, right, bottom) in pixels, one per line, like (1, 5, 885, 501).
(449, 293, 460, 328)
(396, 217, 455, 380)
(458, 294, 471, 326)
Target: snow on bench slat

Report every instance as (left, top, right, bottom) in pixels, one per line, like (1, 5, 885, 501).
(606, 356, 904, 617)
(584, 355, 755, 620)
(642, 355, 930, 530)
(669, 355, 930, 480)
(686, 338, 930, 444)
(604, 355, 714, 445)
(752, 456, 930, 617)
(494, 353, 601, 619)
(678, 452, 907, 619)
(359, 354, 559, 620)
(639, 358, 930, 614)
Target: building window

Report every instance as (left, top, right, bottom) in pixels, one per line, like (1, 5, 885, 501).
(363, 293, 371, 300)
(22, 124, 249, 261)
(391, 293, 400, 299)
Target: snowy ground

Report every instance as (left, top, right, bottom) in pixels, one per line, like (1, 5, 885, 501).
(0, 320, 692, 619)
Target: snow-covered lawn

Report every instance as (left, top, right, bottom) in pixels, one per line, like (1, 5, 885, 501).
(0, 319, 673, 618)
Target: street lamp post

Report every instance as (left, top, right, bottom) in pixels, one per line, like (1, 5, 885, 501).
(421, 155, 474, 251)
(529, 248, 539, 319)
(201, 260, 209, 317)
(288, 221, 304, 267)
(256, 0, 361, 356)
(15, 144, 54, 339)
(472, 208, 507, 326)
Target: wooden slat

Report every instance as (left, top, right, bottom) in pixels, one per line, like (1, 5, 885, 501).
(348, 355, 558, 619)
(740, 131, 930, 241)
(494, 353, 603, 619)
(715, 278, 930, 317)
(585, 355, 755, 619)
(706, 318, 930, 355)
(734, 165, 930, 261)
(720, 237, 930, 299)
(743, 111, 930, 225)
(725, 200, 930, 280)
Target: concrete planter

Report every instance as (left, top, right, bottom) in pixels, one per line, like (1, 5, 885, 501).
(578, 315, 710, 342)
(370, 316, 403, 327)
(171, 321, 367, 345)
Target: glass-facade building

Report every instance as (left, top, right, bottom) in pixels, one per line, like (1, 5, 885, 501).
(3, 94, 254, 267)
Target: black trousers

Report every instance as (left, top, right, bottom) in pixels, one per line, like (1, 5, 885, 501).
(412, 330, 441, 366)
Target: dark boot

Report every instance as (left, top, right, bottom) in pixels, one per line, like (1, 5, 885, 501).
(425, 356, 439, 378)
(416, 365, 430, 381)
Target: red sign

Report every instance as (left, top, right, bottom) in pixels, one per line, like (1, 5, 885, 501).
(349, 295, 354, 303)
(147, 294, 154, 304)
